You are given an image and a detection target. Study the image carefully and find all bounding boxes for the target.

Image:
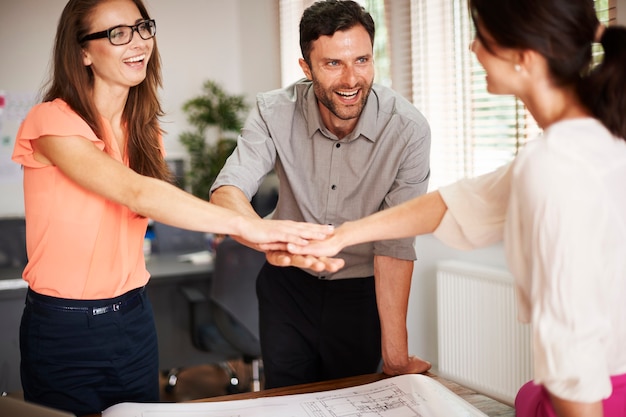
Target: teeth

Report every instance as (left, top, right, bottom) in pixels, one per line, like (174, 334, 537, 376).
(124, 55, 145, 63)
(337, 90, 358, 97)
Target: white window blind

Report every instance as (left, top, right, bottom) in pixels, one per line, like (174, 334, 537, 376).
(408, 0, 616, 189)
(278, 0, 391, 86)
(279, 0, 315, 86)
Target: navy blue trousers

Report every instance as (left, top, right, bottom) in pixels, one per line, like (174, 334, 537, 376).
(20, 287, 159, 416)
(257, 263, 382, 389)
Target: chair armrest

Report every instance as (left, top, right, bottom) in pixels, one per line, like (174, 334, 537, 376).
(179, 285, 211, 350)
(179, 285, 207, 304)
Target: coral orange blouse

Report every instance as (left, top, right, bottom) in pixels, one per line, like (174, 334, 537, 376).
(12, 99, 156, 299)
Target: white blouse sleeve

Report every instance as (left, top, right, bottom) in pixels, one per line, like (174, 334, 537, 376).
(434, 163, 512, 250)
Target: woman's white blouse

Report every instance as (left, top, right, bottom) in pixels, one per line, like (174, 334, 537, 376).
(434, 118, 626, 402)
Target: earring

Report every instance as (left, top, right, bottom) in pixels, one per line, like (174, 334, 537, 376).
(514, 64, 521, 72)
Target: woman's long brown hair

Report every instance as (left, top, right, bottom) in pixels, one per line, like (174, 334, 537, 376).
(43, 0, 173, 181)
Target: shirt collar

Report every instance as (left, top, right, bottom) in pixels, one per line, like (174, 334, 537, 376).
(303, 81, 378, 143)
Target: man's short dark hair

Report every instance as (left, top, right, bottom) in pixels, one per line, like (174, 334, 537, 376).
(299, 0, 375, 64)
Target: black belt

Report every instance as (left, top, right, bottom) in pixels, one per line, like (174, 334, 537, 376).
(26, 287, 144, 316)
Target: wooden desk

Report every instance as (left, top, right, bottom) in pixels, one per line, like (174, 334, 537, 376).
(197, 372, 515, 417)
(80, 372, 514, 417)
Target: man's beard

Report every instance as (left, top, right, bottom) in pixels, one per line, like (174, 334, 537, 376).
(312, 78, 373, 121)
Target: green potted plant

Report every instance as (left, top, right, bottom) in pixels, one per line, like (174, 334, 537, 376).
(179, 80, 248, 200)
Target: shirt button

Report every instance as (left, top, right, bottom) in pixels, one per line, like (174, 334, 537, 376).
(335, 143, 341, 148)
(331, 185, 337, 190)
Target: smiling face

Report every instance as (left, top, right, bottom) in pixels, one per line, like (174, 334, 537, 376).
(81, 0, 153, 94)
(299, 24, 374, 138)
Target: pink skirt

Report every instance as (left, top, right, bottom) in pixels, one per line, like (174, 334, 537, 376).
(515, 373, 626, 417)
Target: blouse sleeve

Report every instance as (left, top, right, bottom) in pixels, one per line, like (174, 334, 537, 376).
(433, 162, 512, 250)
(12, 99, 102, 168)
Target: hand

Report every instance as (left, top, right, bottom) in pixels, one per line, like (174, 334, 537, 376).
(286, 228, 347, 258)
(228, 221, 345, 273)
(382, 355, 432, 376)
(240, 218, 335, 247)
(266, 250, 345, 273)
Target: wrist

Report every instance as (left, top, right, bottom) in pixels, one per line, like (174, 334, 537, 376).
(337, 221, 358, 247)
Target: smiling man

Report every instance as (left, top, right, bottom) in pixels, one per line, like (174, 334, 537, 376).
(210, 0, 432, 389)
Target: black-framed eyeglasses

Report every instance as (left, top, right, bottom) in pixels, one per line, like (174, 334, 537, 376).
(79, 19, 156, 46)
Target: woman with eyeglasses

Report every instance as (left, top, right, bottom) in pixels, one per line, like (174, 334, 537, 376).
(11, 0, 339, 415)
(287, 0, 626, 416)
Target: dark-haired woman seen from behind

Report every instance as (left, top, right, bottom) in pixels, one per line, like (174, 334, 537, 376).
(287, 1, 626, 416)
(12, 0, 338, 415)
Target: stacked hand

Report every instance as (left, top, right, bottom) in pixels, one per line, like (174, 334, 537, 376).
(265, 250, 344, 272)
(277, 223, 348, 271)
(273, 222, 348, 272)
(237, 218, 349, 272)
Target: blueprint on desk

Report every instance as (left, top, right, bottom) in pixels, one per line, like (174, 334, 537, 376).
(102, 374, 488, 417)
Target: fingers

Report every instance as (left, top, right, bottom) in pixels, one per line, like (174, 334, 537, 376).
(239, 218, 343, 272)
(257, 242, 289, 252)
(309, 256, 345, 272)
(292, 222, 335, 240)
(265, 251, 293, 267)
(286, 240, 340, 258)
(278, 221, 334, 240)
(265, 251, 345, 273)
(259, 220, 334, 246)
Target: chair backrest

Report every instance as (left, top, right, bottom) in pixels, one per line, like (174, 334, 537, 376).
(0, 396, 75, 417)
(251, 172, 278, 218)
(0, 217, 28, 268)
(210, 238, 266, 353)
(151, 222, 207, 254)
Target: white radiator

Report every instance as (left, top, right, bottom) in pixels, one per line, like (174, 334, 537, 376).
(437, 260, 533, 406)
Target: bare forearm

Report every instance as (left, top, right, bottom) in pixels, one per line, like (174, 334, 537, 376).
(209, 185, 260, 219)
(128, 177, 335, 248)
(375, 256, 412, 370)
(208, 185, 266, 248)
(129, 176, 250, 236)
(34, 135, 334, 247)
(338, 191, 447, 249)
(286, 190, 448, 260)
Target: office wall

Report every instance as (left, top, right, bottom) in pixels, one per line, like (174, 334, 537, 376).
(0, 0, 280, 216)
(407, 237, 506, 368)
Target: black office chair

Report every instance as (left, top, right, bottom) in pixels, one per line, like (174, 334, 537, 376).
(180, 237, 266, 393)
(250, 172, 279, 218)
(0, 217, 27, 268)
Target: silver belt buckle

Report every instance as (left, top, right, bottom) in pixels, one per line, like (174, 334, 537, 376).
(92, 306, 108, 315)
(92, 302, 122, 315)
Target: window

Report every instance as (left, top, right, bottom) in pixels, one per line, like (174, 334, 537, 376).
(279, 0, 313, 86)
(279, 0, 617, 190)
(279, 0, 391, 86)
(407, 0, 539, 189)
(409, 0, 616, 189)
